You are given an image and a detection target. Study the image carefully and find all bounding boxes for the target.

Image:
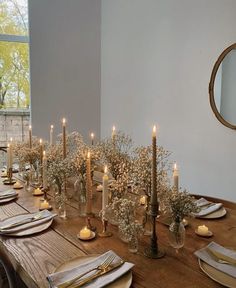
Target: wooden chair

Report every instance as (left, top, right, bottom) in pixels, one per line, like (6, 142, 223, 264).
(0, 249, 17, 288)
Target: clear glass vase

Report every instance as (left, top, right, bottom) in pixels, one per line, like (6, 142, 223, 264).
(169, 219, 185, 249)
(55, 184, 67, 219)
(74, 177, 87, 217)
(128, 233, 138, 253)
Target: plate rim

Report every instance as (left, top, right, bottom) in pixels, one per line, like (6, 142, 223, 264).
(198, 258, 236, 288)
(197, 207, 227, 219)
(2, 217, 53, 237)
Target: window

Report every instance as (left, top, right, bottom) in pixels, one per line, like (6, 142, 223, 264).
(0, 0, 30, 164)
(0, 0, 29, 109)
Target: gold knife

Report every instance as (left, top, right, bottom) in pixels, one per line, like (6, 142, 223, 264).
(207, 247, 236, 265)
(70, 260, 125, 288)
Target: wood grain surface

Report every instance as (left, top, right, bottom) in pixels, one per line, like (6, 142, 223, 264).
(0, 177, 236, 288)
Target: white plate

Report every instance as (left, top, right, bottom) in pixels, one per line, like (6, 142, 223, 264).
(0, 195, 18, 204)
(198, 207, 227, 219)
(55, 255, 132, 288)
(0, 212, 54, 236)
(199, 258, 236, 288)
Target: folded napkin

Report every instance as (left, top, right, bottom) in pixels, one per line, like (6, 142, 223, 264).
(0, 189, 17, 199)
(195, 242, 236, 278)
(0, 210, 56, 234)
(195, 197, 210, 207)
(194, 198, 223, 217)
(47, 250, 134, 288)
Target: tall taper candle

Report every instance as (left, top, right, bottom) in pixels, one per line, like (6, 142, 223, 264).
(151, 125, 157, 214)
(29, 125, 32, 148)
(86, 151, 93, 215)
(102, 166, 109, 210)
(9, 138, 13, 168)
(111, 126, 116, 142)
(62, 118, 66, 159)
(90, 132, 94, 145)
(42, 151, 47, 189)
(50, 125, 54, 145)
(39, 139, 43, 165)
(6, 143, 10, 172)
(173, 163, 179, 191)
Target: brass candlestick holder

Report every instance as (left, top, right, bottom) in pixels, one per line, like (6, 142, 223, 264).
(144, 202, 165, 259)
(98, 216, 112, 237)
(3, 168, 16, 185)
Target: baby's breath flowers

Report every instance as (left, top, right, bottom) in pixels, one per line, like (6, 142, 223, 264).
(98, 131, 133, 180)
(105, 198, 143, 242)
(163, 188, 200, 222)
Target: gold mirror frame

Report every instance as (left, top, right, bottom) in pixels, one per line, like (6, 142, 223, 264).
(209, 43, 236, 130)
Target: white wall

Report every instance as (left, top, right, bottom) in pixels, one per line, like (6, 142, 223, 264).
(101, 0, 236, 202)
(29, 0, 101, 142)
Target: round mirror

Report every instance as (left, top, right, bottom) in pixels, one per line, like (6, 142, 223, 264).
(209, 43, 236, 130)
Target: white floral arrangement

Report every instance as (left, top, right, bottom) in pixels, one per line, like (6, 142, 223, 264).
(163, 188, 200, 222)
(12, 136, 45, 169)
(98, 131, 133, 180)
(105, 197, 143, 241)
(132, 145, 171, 197)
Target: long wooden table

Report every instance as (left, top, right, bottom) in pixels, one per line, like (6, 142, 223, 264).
(0, 178, 236, 288)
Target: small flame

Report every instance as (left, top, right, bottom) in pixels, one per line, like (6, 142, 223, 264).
(104, 165, 108, 174)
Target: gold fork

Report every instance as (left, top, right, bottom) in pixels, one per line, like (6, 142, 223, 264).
(58, 254, 116, 288)
(206, 248, 236, 266)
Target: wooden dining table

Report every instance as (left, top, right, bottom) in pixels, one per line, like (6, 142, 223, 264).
(0, 176, 235, 288)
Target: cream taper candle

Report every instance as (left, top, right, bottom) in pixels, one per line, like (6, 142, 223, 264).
(42, 150, 47, 189)
(62, 118, 66, 159)
(50, 125, 54, 145)
(173, 162, 179, 191)
(86, 151, 93, 215)
(102, 166, 109, 211)
(29, 125, 32, 148)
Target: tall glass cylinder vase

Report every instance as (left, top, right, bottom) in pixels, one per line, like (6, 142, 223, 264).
(55, 184, 67, 219)
(74, 177, 87, 217)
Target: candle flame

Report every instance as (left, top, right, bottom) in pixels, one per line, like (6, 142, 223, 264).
(29, 125, 32, 130)
(87, 151, 90, 158)
(50, 124, 54, 129)
(62, 118, 66, 125)
(10, 137, 13, 142)
(43, 150, 46, 156)
(104, 165, 108, 174)
(7, 143, 10, 148)
(39, 138, 42, 144)
(91, 132, 94, 139)
(112, 125, 116, 132)
(174, 162, 177, 170)
(153, 125, 156, 133)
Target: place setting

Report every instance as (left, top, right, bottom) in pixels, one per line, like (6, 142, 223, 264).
(0, 189, 18, 204)
(194, 197, 227, 219)
(195, 241, 236, 288)
(47, 250, 134, 288)
(0, 209, 56, 236)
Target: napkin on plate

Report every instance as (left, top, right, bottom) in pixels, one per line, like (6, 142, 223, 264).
(47, 250, 134, 288)
(0, 210, 56, 234)
(195, 242, 236, 278)
(0, 189, 17, 199)
(194, 198, 223, 217)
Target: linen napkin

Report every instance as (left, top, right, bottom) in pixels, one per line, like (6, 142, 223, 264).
(0, 210, 56, 234)
(194, 198, 223, 217)
(0, 189, 17, 199)
(194, 242, 236, 278)
(47, 250, 134, 288)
